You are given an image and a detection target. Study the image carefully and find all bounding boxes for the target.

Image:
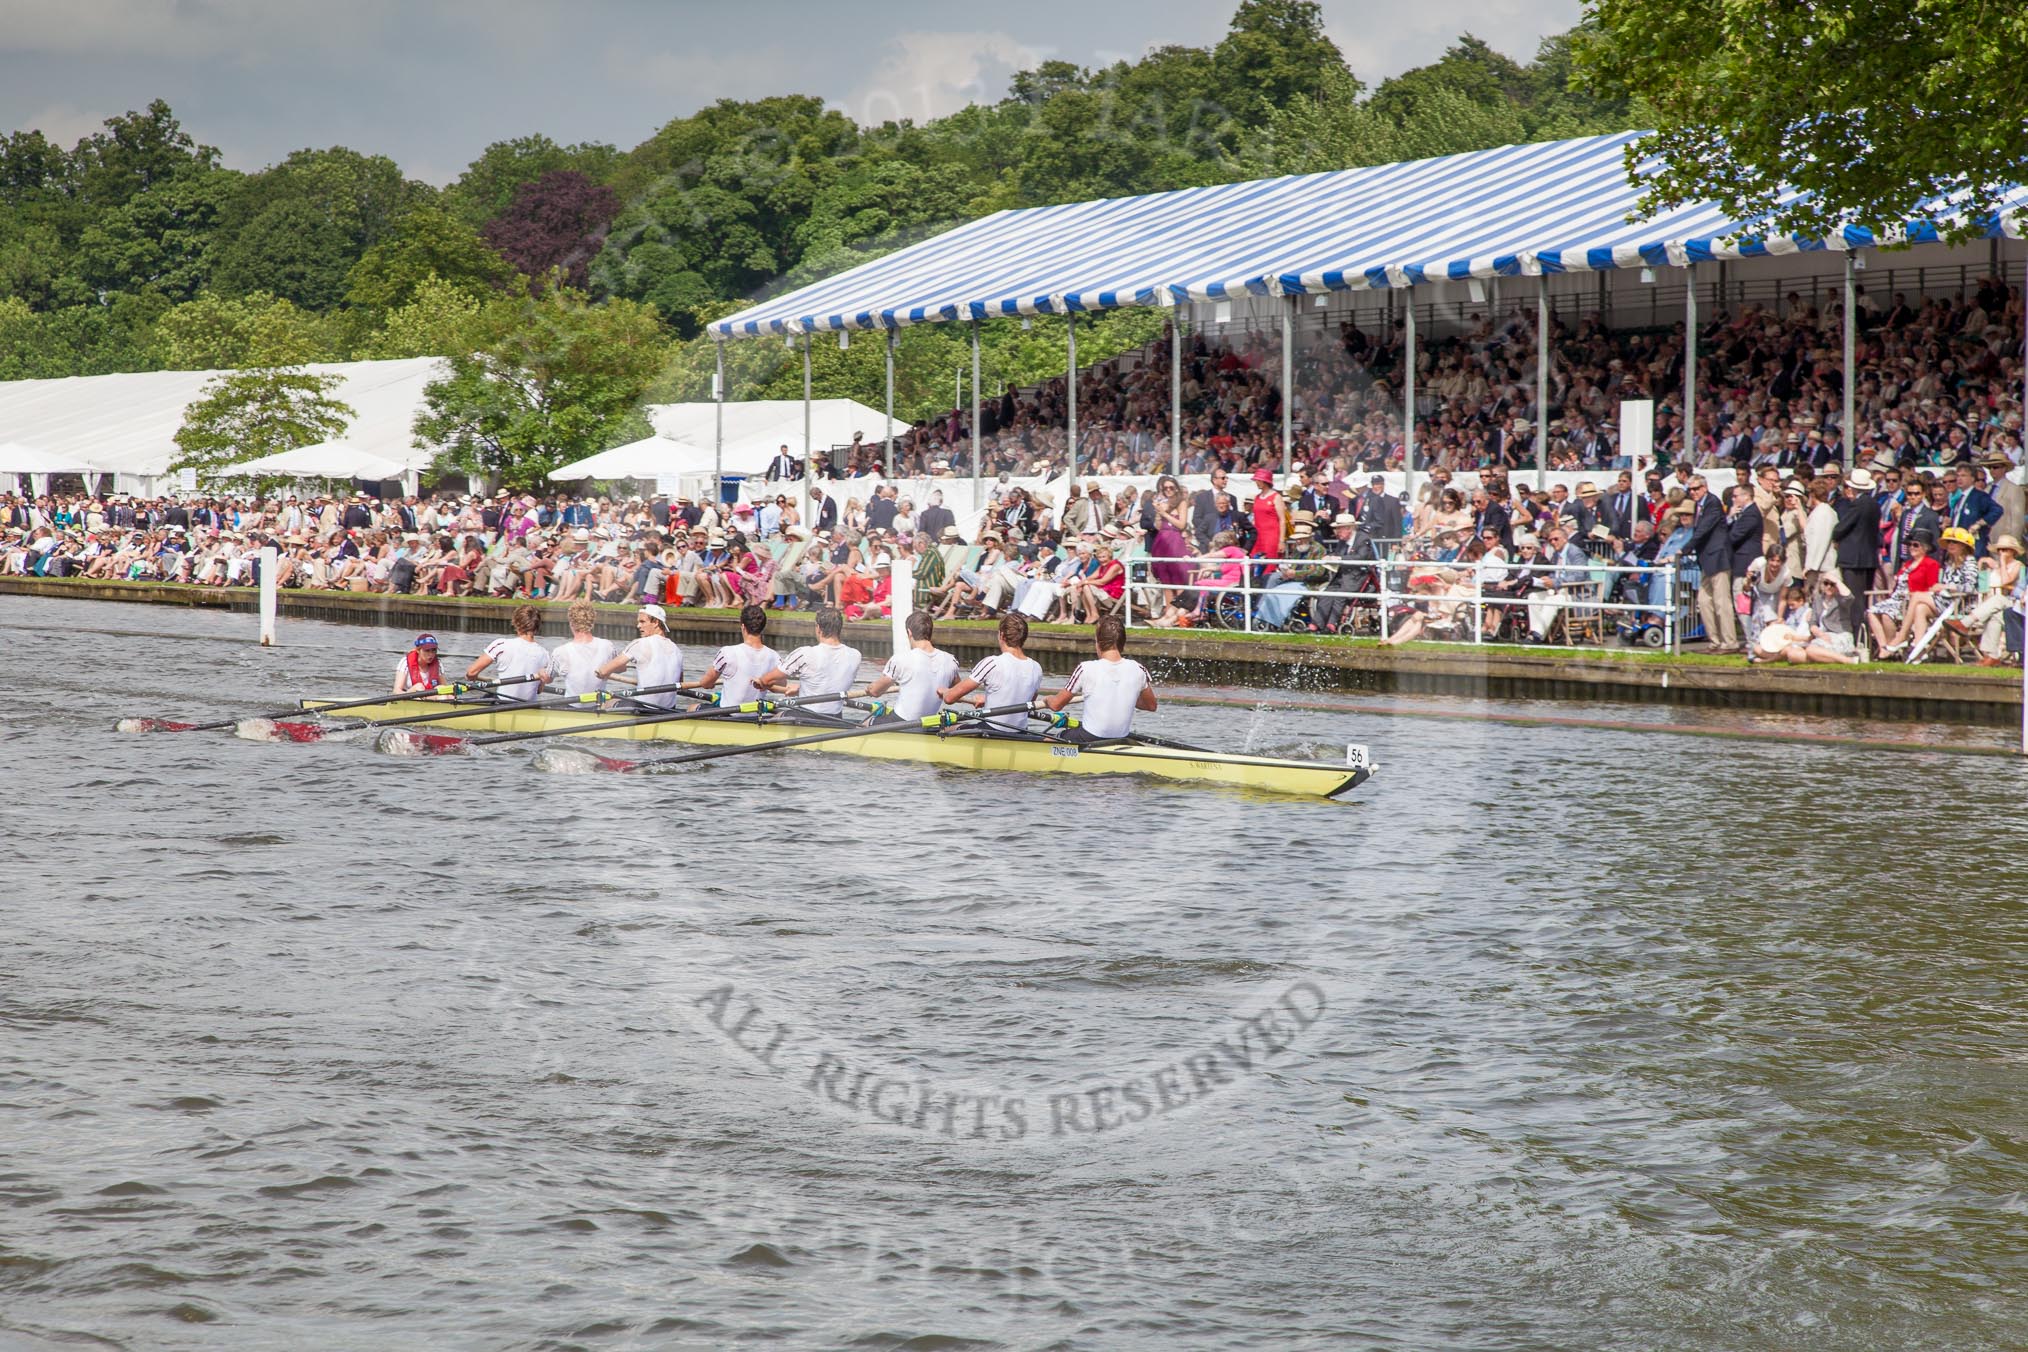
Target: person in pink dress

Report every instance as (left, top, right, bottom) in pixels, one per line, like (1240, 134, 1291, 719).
(1249, 465, 1287, 567)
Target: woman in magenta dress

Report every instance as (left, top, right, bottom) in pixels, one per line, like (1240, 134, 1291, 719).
(1147, 475, 1192, 610)
(1249, 465, 1286, 564)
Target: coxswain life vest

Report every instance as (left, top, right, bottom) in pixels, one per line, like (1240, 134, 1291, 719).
(404, 649, 442, 689)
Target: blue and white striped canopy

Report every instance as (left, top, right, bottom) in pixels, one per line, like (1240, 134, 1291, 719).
(714, 130, 2028, 341)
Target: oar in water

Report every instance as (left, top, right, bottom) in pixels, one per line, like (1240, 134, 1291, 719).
(1020, 708, 1211, 754)
(382, 689, 872, 755)
(115, 674, 542, 734)
(259, 680, 700, 742)
(561, 702, 1039, 774)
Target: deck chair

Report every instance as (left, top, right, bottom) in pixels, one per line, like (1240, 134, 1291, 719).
(1551, 579, 1609, 645)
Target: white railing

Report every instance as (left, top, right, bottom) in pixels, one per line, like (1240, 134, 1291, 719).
(1121, 550, 1682, 652)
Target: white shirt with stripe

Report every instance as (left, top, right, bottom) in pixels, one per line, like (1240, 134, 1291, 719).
(711, 641, 782, 707)
(549, 636, 617, 699)
(621, 634, 685, 709)
(782, 642, 863, 717)
(880, 646, 959, 721)
(967, 653, 1043, 731)
(482, 636, 551, 703)
(1066, 655, 1151, 738)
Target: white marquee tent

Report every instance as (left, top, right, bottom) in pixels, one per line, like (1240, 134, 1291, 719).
(0, 357, 446, 491)
(545, 434, 715, 481)
(229, 441, 414, 481)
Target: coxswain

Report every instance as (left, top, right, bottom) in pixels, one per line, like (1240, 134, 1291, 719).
(938, 612, 1043, 731)
(549, 598, 618, 700)
(465, 604, 550, 702)
(596, 602, 684, 709)
(757, 605, 862, 718)
(865, 611, 958, 721)
(688, 603, 781, 707)
(1043, 614, 1155, 740)
(393, 632, 443, 693)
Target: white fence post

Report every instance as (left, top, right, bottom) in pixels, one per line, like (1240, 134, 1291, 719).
(258, 546, 278, 646)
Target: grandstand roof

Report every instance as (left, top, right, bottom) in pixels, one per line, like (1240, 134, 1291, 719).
(714, 131, 2028, 340)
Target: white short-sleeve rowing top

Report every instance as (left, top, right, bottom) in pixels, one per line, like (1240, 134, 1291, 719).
(966, 653, 1044, 731)
(1065, 656, 1151, 738)
(621, 634, 684, 709)
(879, 646, 959, 721)
(482, 635, 550, 702)
(711, 641, 782, 707)
(782, 642, 863, 717)
(549, 636, 617, 699)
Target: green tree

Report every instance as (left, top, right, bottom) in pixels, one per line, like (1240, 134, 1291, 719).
(1210, 1, 1349, 126)
(172, 365, 355, 479)
(357, 274, 485, 359)
(152, 290, 331, 370)
(1577, 0, 2028, 242)
(345, 204, 514, 311)
(72, 169, 240, 302)
(413, 289, 670, 487)
(67, 100, 220, 209)
(210, 146, 428, 307)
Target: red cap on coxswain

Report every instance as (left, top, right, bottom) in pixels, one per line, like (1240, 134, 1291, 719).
(413, 633, 439, 649)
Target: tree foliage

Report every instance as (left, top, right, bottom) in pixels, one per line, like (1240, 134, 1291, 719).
(172, 365, 354, 478)
(482, 170, 620, 291)
(1576, 0, 2028, 242)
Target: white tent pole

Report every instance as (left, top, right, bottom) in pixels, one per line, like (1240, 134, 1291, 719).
(1843, 251, 1857, 469)
(802, 333, 812, 494)
(1403, 291, 1416, 510)
(885, 327, 896, 480)
(970, 318, 982, 491)
(1067, 311, 1079, 485)
(1684, 264, 1698, 471)
(713, 342, 725, 510)
(1536, 275, 1550, 489)
(1170, 300, 1183, 477)
(1281, 294, 1294, 476)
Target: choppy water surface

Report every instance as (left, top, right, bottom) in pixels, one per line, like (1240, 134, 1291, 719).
(4, 594, 2026, 1351)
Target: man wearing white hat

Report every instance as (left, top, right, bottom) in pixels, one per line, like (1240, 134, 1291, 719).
(596, 603, 685, 709)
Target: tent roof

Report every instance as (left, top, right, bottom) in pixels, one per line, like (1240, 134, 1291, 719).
(645, 398, 909, 474)
(547, 435, 716, 481)
(0, 357, 446, 477)
(714, 131, 2028, 339)
(0, 441, 102, 474)
(229, 441, 412, 480)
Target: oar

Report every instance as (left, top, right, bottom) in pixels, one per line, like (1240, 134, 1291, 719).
(388, 689, 868, 753)
(569, 702, 1039, 774)
(275, 680, 699, 740)
(1021, 708, 1212, 754)
(116, 674, 541, 734)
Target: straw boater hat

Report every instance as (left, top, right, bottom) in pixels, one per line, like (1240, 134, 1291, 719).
(1848, 467, 1876, 490)
(1289, 522, 1314, 540)
(1576, 481, 1601, 498)
(1990, 534, 2022, 555)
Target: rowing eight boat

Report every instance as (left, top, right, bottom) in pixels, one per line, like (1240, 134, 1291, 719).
(302, 697, 1375, 799)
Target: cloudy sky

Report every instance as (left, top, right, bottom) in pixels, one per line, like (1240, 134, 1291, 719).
(0, 0, 1583, 184)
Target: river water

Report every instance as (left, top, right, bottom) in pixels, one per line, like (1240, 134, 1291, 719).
(4, 594, 2026, 1351)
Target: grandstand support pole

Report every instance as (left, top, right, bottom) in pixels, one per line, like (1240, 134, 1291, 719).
(970, 319, 982, 494)
(884, 327, 896, 479)
(1171, 300, 1182, 477)
(713, 341, 725, 509)
(1535, 275, 1549, 488)
(1684, 266, 1698, 470)
(1843, 252, 1857, 469)
(802, 333, 813, 494)
(1067, 310, 1079, 484)
(1403, 291, 1417, 509)
(1281, 293, 1294, 476)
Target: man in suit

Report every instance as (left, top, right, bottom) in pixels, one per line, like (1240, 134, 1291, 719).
(1190, 467, 1231, 549)
(864, 485, 898, 534)
(1471, 487, 1511, 549)
(764, 445, 800, 481)
(1833, 467, 1883, 634)
(1351, 475, 1403, 558)
(807, 484, 838, 535)
(1598, 471, 1640, 546)
(1947, 462, 2004, 554)
(1563, 482, 1601, 539)
(1685, 474, 1741, 650)
(1726, 486, 1764, 581)
(915, 491, 954, 546)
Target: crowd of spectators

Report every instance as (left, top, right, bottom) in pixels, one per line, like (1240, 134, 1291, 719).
(5, 277, 2025, 666)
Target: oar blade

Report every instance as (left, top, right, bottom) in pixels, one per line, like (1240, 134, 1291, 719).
(375, 728, 472, 757)
(233, 717, 334, 744)
(116, 717, 199, 733)
(531, 746, 639, 775)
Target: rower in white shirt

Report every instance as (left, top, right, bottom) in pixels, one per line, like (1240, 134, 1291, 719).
(596, 602, 685, 709)
(464, 604, 550, 702)
(939, 613, 1044, 731)
(549, 598, 618, 699)
(688, 604, 782, 707)
(757, 605, 862, 718)
(865, 611, 958, 721)
(1043, 615, 1156, 740)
